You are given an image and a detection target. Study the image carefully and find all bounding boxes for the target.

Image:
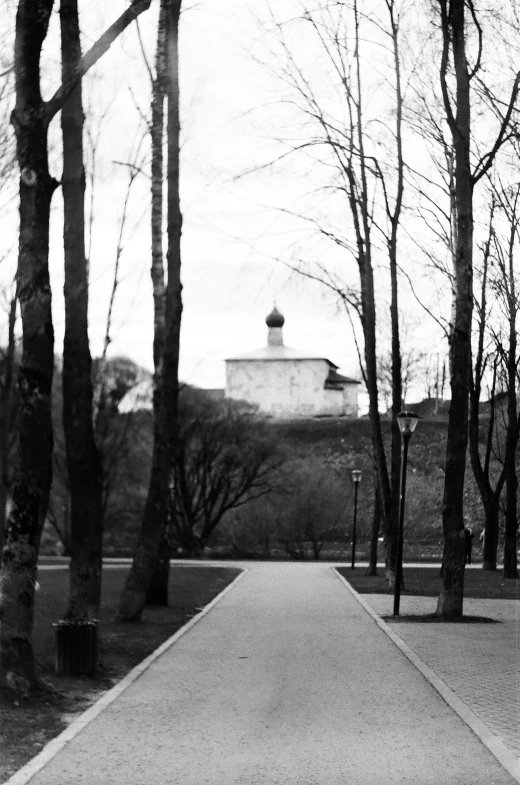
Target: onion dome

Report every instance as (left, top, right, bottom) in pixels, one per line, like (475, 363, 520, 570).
(265, 306, 285, 328)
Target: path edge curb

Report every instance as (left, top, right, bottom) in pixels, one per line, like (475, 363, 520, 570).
(5, 568, 247, 785)
(334, 567, 520, 784)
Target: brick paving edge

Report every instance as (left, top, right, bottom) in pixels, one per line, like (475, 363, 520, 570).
(4, 569, 248, 785)
(333, 568, 520, 784)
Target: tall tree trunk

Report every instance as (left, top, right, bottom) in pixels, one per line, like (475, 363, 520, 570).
(436, 0, 472, 618)
(387, 0, 404, 589)
(118, 0, 182, 622)
(145, 8, 170, 604)
(146, 544, 170, 605)
(363, 299, 392, 574)
(468, 216, 503, 571)
(357, 238, 392, 575)
(481, 500, 499, 571)
(365, 479, 380, 576)
(436, 0, 520, 613)
(60, 0, 104, 620)
(0, 0, 57, 686)
(146, 535, 171, 605)
(0, 291, 17, 551)
(349, 1, 393, 582)
(503, 247, 519, 579)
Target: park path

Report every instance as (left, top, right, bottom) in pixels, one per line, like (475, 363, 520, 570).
(17, 563, 519, 784)
(361, 591, 520, 763)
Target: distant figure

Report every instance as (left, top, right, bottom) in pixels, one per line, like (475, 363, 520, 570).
(464, 528, 475, 565)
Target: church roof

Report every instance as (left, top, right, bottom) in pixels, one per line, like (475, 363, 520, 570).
(225, 306, 360, 385)
(325, 368, 361, 387)
(226, 344, 339, 364)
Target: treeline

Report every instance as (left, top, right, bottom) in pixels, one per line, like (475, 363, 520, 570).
(39, 401, 508, 565)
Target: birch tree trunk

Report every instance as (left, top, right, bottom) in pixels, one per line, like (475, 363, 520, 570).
(119, 0, 183, 622)
(146, 0, 172, 608)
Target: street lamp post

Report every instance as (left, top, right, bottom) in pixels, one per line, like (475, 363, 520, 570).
(351, 469, 362, 569)
(393, 411, 419, 616)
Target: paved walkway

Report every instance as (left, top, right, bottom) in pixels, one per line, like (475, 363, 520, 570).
(359, 591, 520, 762)
(11, 563, 520, 784)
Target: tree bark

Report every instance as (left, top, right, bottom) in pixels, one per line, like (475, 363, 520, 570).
(0, 0, 57, 686)
(468, 216, 502, 571)
(118, 0, 183, 622)
(145, 2, 170, 605)
(502, 237, 519, 579)
(481, 501, 499, 571)
(436, 0, 520, 610)
(146, 543, 170, 605)
(436, 0, 473, 618)
(0, 291, 17, 551)
(365, 480, 380, 576)
(387, 0, 404, 589)
(60, 0, 104, 620)
(349, 2, 393, 582)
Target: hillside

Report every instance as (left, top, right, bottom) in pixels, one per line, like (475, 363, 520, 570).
(271, 414, 486, 560)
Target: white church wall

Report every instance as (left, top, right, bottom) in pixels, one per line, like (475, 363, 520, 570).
(226, 358, 333, 417)
(342, 383, 358, 416)
(322, 387, 347, 417)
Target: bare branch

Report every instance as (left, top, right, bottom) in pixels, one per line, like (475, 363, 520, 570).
(472, 72, 520, 185)
(466, 0, 483, 81)
(45, 0, 152, 122)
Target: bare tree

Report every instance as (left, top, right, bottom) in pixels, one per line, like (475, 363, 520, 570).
(119, 0, 183, 622)
(277, 460, 345, 561)
(468, 198, 504, 570)
(170, 391, 281, 557)
(60, 0, 104, 620)
(434, 0, 520, 617)
(94, 130, 148, 436)
(489, 177, 520, 578)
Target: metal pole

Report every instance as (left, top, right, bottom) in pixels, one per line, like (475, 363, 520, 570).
(351, 481, 358, 569)
(393, 432, 410, 615)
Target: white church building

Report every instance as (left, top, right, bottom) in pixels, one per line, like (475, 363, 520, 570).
(225, 307, 360, 418)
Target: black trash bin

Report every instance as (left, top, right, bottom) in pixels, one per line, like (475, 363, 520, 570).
(54, 619, 98, 676)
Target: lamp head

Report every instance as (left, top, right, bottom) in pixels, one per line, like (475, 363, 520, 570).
(351, 469, 362, 484)
(397, 411, 419, 437)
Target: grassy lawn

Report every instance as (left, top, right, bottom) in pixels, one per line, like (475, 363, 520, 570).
(337, 566, 520, 600)
(0, 565, 241, 784)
